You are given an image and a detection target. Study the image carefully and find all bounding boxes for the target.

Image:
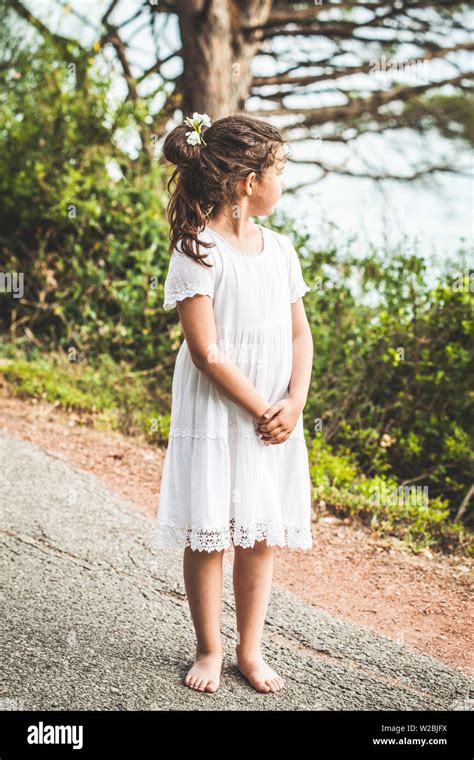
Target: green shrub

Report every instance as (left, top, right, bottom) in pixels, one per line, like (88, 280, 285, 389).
(0, 345, 171, 444)
(308, 434, 470, 555)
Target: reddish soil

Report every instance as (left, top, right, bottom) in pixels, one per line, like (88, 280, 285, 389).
(1, 394, 472, 675)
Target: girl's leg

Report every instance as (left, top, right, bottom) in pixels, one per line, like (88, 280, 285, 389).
(232, 540, 285, 693)
(182, 546, 224, 692)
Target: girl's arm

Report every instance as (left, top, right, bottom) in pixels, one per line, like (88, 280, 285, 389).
(177, 294, 271, 421)
(287, 298, 313, 406)
(257, 298, 313, 443)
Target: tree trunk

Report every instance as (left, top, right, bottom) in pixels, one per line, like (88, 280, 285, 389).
(176, 0, 271, 119)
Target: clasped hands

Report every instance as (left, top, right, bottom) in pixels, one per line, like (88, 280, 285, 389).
(254, 396, 303, 446)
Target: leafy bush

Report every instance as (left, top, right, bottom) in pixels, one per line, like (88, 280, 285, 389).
(308, 435, 469, 555)
(0, 27, 177, 381)
(297, 236, 473, 531)
(0, 344, 171, 444)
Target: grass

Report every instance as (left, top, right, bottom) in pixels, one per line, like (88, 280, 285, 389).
(307, 434, 471, 557)
(0, 344, 171, 444)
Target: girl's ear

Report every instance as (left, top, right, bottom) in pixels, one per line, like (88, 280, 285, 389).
(243, 171, 257, 195)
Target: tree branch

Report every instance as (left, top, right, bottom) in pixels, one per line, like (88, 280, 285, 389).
(9, 0, 85, 53)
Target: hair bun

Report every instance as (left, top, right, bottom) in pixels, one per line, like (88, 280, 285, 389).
(163, 124, 201, 169)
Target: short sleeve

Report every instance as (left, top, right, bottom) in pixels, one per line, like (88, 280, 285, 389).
(286, 238, 311, 302)
(163, 249, 215, 311)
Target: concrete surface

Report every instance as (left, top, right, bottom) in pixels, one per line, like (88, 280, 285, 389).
(1, 432, 472, 711)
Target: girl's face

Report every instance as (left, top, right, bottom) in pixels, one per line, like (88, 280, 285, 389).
(246, 145, 287, 216)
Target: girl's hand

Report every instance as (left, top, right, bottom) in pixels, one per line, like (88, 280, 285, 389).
(255, 396, 303, 445)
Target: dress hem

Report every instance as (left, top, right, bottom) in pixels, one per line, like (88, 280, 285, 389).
(153, 518, 313, 553)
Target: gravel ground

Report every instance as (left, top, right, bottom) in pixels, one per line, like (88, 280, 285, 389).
(1, 432, 473, 711)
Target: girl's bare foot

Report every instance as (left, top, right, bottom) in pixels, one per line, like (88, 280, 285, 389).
(236, 648, 285, 693)
(184, 649, 223, 693)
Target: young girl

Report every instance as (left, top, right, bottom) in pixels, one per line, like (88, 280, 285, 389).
(154, 112, 314, 695)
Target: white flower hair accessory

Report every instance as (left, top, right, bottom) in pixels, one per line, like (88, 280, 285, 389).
(184, 112, 211, 147)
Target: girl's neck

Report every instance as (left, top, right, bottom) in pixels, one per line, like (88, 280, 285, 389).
(207, 211, 258, 240)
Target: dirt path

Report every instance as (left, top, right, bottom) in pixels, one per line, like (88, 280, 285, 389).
(1, 394, 472, 676)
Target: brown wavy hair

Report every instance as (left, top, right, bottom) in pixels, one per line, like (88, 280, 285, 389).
(162, 113, 286, 267)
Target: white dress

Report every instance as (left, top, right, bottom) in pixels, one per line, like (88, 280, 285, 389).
(154, 223, 313, 552)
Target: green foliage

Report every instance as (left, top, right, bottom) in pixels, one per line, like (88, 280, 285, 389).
(294, 233, 473, 533)
(0, 27, 177, 379)
(0, 344, 171, 444)
(308, 435, 470, 555)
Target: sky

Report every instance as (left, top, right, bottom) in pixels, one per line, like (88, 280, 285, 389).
(17, 1, 474, 270)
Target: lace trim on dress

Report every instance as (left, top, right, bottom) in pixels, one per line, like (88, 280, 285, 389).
(163, 284, 214, 311)
(154, 516, 313, 552)
(290, 281, 311, 303)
